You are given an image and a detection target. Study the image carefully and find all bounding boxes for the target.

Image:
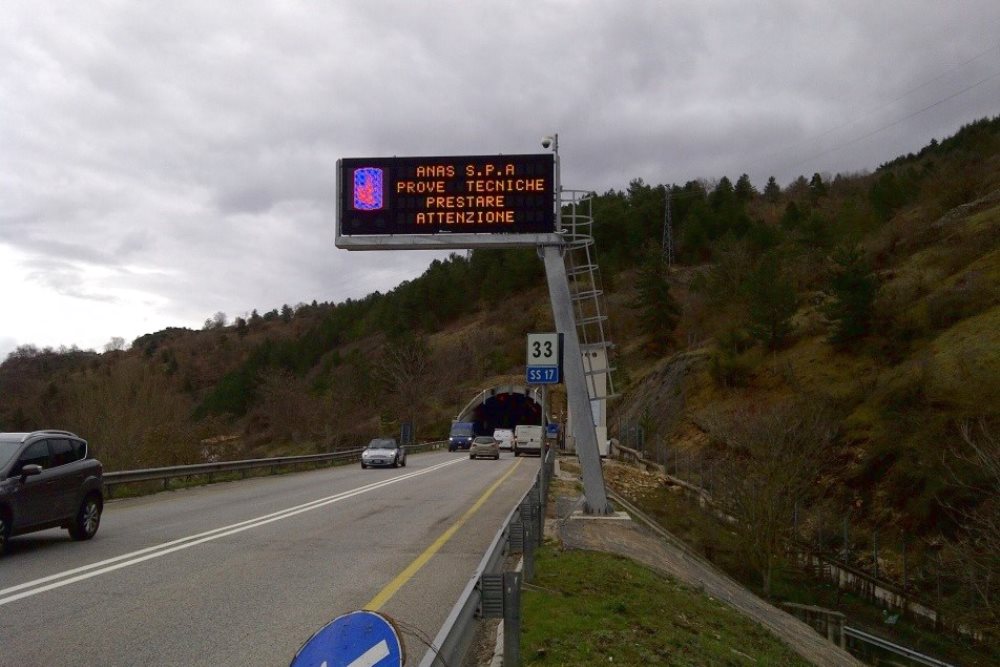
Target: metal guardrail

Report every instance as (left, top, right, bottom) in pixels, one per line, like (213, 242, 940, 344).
(844, 626, 955, 667)
(418, 449, 554, 667)
(103, 441, 447, 497)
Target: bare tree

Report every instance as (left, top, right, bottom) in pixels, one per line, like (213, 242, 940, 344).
(203, 312, 227, 330)
(253, 369, 324, 445)
(62, 358, 198, 469)
(377, 335, 431, 431)
(707, 400, 838, 597)
(104, 337, 126, 352)
(458, 326, 504, 378)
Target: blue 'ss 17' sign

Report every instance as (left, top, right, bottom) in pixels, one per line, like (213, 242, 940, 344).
(527, 366, 559, 384)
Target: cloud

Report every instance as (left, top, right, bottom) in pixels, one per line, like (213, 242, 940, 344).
(1, 1, 998, 352)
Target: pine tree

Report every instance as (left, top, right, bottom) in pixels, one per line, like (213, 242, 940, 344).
(763, 176, 781, 203)
(824, 246, 877, 347)
(710, 176, 735, 210)
(630, 251, 681, 353)
(746, 255, 797, 349)
(809, 173, 828, 203)
(735, 174, 756, 202)
(781, 201, 804, 230)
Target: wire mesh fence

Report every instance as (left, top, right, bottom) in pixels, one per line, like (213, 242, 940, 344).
(608, 436, 995, 641)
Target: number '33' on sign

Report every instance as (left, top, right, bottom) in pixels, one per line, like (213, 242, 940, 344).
(531, 340, 554, 359)
(526, 333, 560, 363)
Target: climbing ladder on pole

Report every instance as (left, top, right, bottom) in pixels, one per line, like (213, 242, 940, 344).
(557, 190, 618, 450)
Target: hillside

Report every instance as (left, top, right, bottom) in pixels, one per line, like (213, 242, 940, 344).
(2, 116, 998, 634)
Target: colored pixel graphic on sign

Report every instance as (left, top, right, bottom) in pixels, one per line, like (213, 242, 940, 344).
(353, 168, 384, 210)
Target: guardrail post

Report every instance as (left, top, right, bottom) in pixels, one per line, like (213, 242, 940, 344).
(523, 516, 535, 584)
(540, 452, 548, 511)
(503, 571, 522, 667)
(533, 486, 544, 542)
(508, 518, 524, 554)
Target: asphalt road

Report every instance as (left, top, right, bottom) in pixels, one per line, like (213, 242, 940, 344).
(0, 449, 539, 666)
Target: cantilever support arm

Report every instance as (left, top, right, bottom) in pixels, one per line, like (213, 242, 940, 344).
(542, 243, 612, 514)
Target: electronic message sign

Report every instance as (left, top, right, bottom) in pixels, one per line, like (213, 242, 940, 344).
(336, 153, 559, 250)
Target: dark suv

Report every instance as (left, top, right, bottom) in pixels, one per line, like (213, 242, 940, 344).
(0, 430, 104, 553)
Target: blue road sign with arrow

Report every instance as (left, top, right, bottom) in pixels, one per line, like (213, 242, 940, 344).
(290, 610, 404, 667)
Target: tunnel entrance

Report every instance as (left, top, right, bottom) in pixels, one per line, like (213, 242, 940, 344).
(456, 385, 544, 436)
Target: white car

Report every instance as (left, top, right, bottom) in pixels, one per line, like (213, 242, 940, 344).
(361, 438, 406, 468)
(492, 428, 514, 451)
(514, 425, 544, 457)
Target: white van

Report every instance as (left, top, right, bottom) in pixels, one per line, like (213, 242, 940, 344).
(513, 425, 544, 457)
(492, 428, 514, 451)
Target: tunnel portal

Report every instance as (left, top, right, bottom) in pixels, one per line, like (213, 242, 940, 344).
(456, 386, 544, 436)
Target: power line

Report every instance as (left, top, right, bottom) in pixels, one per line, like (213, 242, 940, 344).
(780, 68, 1000, 173)
(802, 42, 1000, 149)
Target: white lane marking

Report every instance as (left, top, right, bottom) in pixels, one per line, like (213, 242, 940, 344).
(0, 459, 462, 607)
(348, 639, 390, 667)
(1, 459, 459, 598)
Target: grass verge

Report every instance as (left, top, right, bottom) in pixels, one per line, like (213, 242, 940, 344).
(521, 545, 811, 666)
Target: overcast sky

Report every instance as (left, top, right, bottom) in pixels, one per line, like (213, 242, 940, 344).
(2, 1, 998, 360)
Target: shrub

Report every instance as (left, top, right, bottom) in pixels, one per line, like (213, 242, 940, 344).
(926, 271, 993, 330)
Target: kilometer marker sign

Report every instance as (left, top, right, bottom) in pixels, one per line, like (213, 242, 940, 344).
(526, 332, 562, 384)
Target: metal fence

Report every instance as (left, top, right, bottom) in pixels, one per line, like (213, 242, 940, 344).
(610, 439, 995, 643)
(608, 441, 966, 666)
(103, 441, 447, 497)
(844, 627, 955, 667)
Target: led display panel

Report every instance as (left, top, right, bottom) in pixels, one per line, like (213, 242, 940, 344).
(336, 153, 557, 249)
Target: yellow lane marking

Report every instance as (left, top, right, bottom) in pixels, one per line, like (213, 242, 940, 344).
(365, 458, 524, 610)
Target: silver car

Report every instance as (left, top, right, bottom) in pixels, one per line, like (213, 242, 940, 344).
(469, 436, 500, 460)
(361, 438, 406, 469)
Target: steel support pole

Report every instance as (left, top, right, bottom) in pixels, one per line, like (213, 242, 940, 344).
(539, 384, 548, 501)
(542, 244, 611, 514)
